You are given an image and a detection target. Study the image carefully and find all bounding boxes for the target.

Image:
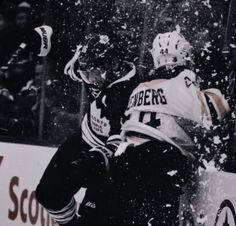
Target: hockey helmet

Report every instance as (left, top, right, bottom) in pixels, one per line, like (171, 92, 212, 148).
(151, 31, 193, 69)
(78, 34, 120, 88)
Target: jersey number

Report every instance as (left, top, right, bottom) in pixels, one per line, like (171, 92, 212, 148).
(184, 76, 197, 88)
(139, 112, 161, 128)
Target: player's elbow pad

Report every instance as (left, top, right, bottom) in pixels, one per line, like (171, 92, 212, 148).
(204, 88, 230, 121)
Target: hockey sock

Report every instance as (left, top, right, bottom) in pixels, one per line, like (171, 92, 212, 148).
(46, 197, 78, 225)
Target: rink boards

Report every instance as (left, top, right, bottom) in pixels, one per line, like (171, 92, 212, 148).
(0, 141, 85, 226)
(180, 171, 236, 226)
(0, 141, 236, 226)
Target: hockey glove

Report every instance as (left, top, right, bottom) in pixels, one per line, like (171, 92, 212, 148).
(0, 25, 52, 73)
(89, 142, 120, 172)
(34, 25, 53, 57)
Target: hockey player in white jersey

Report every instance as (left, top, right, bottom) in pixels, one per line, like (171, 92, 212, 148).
(123, 31, 230, 153)
(108, 31, 231, 226)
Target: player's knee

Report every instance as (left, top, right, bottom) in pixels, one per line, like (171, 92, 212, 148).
(36, 181, 66, 209)
(35, 181, 50, 208)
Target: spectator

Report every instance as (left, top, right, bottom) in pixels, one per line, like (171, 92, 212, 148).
(0, 59, 38, 137)
(10, 1, 35, 58)
(0, 8, 15, 67)
(15, 2, 33, 30)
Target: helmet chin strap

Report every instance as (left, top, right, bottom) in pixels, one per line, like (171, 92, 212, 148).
(88, 85, 101, 98)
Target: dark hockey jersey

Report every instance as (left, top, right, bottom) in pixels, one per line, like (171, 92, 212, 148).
(81, 63, 138, 147)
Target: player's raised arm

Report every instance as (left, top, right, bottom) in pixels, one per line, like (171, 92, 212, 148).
(0, 25, 53, 74)
(198, 88, 230, 125)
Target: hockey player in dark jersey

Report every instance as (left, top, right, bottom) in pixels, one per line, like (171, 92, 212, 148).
(35, 33, 139, 226)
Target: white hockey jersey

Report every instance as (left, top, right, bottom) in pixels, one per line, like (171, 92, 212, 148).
(122, 69, 230, 157)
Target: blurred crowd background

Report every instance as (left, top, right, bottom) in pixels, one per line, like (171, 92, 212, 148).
(0, 0, 236, 168)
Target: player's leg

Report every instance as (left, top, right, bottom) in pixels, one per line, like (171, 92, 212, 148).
(109, 140, 195, 225)
(36, 132, 109, 226)
(112, 140, 194, 187)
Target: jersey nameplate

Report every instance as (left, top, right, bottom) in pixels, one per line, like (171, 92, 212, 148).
(127, 88, 167, 110)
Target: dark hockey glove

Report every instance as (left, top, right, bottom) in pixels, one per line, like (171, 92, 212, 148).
(89, 142, 120, 172)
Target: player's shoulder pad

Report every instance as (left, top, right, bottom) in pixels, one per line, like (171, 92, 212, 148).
(178, 69, 196, 81)
(108, 61, 137, 88)
(106, 80, 137, 103)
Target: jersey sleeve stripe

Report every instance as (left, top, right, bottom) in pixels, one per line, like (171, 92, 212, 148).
(82, 131, 100, 147)
(204, 93, 219, 124)
(204, 90, 230, 120)
(197, 91, 211, 123)
(106, 135, 122, 144)
(46, 198, 77, 224)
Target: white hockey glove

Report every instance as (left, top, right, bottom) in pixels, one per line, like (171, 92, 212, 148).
(34, 25, 53, 57)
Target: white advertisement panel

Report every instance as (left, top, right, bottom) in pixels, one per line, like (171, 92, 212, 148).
(0, 142, 86, 226)
(1, 141, 236, 226)
(180, 171, 236, 226)
(0, 142, 58, 226)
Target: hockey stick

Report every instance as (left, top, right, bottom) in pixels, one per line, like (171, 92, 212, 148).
(0, 43, 27, 76)
(222, 2, 231, 57)
(221, 0, 236, 170)
(0, 25, 52, 76)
